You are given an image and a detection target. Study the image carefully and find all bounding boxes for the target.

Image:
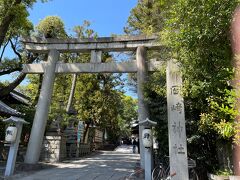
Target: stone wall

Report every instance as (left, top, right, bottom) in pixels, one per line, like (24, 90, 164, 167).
(40, 135, 66, 162)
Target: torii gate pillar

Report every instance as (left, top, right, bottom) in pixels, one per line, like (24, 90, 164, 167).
(25, 50, 59, 164)
(136, 46, 150, 168)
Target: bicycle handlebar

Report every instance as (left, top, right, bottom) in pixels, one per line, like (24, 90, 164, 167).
(165, 172, 176, 180)
(170, 172, 176, 177)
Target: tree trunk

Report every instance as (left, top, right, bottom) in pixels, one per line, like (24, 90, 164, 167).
(0, 67, 22, 76)
(66, 74, 77, 113)
(83, 123, 90, 143)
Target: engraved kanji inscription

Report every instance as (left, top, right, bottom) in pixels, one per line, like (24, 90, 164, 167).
(171, 85, 180, 95)
(172, 121, 183, 138)
(171, 102, 183, 114)
(178, 144, 185, 154)
(173, 144, 178, 154)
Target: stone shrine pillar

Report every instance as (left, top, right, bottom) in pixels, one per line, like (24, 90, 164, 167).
(166, 60, 188, 179)
(136, 46, 149, 168)
(25, 50, 59, 164)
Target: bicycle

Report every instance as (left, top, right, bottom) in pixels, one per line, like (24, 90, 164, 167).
(152, 155, 170, 180)
(152, 163, 167, 180)
(152, 157, 199, 180)
(152, 167, 176, 180)
(127, 167, 174, 180)
(126, 167, 144, 179)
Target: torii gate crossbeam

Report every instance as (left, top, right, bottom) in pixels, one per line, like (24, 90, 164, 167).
(22, 35, 160, 53)
(22, 60, 163, 74)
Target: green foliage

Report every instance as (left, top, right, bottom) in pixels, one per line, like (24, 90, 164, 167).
(128, 0, 239, 140)
(0, 0, 35, 39)
(0, 0, 50, 144)
(0, 0, 46, 77)
(118, 95, 138, 138)
(125, 0, 174, 35)
(199, 89, 237, 139)
(161, 0, 239, 141)
(0, 58, 21, 71)
(17, 103, 36, 141)
(127, 0, 240, 175)
(36, 16, 67, 38)
(215, 168, 233, 176)
(73, 20, 97, 38)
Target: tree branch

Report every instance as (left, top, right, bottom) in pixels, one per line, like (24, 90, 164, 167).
(0, 67, 22, 76)
(0, 72, 26, 98)
(0, 39, 10, 62)
(0, 53, 38, 98)
(9, 38, 22, 61)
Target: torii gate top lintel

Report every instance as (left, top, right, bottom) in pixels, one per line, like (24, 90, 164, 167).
(21, 35, 161, 53)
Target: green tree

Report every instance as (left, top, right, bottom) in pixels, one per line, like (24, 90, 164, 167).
(125, 0, 173, 35)
(0, 0, 47, 98)
(126, 0, 240, 176)
(162, 0, 239, 141)
(36, 16, 67, 38)
(0, 0, 49, 145)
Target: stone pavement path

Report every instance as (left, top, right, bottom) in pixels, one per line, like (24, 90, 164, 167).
(6, 145, 140, 180)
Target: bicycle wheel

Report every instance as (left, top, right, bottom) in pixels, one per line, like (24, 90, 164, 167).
(189, 168, 199, 180)
(152, 166, 166, 180)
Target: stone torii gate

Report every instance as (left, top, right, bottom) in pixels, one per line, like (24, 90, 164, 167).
(21, 35, 188, 180)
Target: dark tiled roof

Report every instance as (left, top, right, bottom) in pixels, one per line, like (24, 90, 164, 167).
(10, 90, 30, 105)
(3, 116, 29, 124)
(0, 100, 22, 117)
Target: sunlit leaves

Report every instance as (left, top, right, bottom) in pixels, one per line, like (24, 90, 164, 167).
(36, 16, 66, 38)
(73, 20, 97, 38)
(160, 0, 240, 140)
(199, 89, 237, 139)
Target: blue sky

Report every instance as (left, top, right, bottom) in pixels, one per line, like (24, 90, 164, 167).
(28, 0, 137, 36)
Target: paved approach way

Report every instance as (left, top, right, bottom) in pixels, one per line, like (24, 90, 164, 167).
(9, 145, 140, 180)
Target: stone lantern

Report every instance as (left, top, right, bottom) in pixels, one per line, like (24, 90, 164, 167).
(138, 118, 157, 180)
(3, 116, 29, 176)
